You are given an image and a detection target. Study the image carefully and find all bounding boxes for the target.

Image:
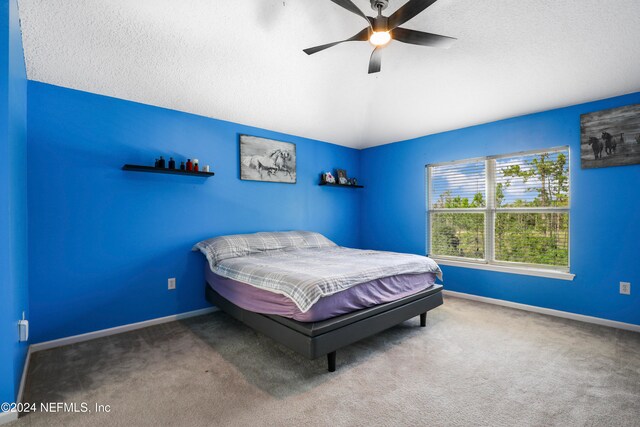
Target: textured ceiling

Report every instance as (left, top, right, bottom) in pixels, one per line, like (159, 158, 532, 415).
(18, 0, 640, 148)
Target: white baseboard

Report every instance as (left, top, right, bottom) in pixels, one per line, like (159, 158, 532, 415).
(443, 290, 640, 333)
(30, 307, 219, 353)
(0, 409, 18, 425)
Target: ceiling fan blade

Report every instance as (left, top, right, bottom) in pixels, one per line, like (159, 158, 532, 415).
(392, 27, 456, 48)
(368, 47, 382, 74)
(388, 0, 438, 30)
(303, 27, 370, 55)
(328, 0, 373, 28)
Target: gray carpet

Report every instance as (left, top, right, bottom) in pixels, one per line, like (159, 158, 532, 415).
(11, 296, 640, 427)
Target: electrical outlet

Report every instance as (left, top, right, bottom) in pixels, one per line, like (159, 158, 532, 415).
(620, 282, 630, 295)
(168, 278, 176, 290)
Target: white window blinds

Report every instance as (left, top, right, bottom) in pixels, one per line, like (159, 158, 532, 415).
(427, 147, 570, 270)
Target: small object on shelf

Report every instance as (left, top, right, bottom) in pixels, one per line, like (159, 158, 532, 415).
(336, 169, 348, 185)
(180, 161, 185, 171)
(186, 159, 193, 171)
(168, 157, 176, 170)
(352, 178, 358, 186)
(193, 158, 199, 172)
(203, 165, 210, 172)
(154, 158, 160, 167)
(322, 172, 336, 184)
(158, 156, 166, 168)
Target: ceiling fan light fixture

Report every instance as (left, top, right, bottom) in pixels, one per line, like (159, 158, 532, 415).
(370, 31, 391, 46)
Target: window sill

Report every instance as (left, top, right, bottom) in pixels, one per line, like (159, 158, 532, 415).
(432, 258, 575, 281)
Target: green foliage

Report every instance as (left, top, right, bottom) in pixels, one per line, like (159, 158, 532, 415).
(495, 182, 505, 207)
(494, 213, 568, 266)
(431, 213, 485, 259)
(434, 190, 485, 208)
(499, 152, 568, 208)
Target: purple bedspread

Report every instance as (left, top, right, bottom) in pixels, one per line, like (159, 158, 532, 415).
(206, 267, 437, 322)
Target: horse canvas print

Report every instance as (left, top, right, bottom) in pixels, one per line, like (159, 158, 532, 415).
(240, 135, 296, 183)
(580, 104, 640, 169)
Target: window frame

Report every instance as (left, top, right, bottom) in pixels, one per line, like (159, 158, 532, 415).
(426, 146, 573, 279)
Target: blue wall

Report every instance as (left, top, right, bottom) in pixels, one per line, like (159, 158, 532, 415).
(0, 0, 29, 408)
(360, 92, 640, 326)
(27, 81, 362, 343)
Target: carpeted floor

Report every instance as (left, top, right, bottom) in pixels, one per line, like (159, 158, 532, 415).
(11, 296, 640, 427)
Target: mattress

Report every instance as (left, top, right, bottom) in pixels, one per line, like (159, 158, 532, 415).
(205, 245, 441, 312)
(205, 267, 437, 322)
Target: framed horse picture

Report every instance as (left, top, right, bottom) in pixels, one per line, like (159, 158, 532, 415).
(580, 104, 640, 169)
(239, 135, 297, 183)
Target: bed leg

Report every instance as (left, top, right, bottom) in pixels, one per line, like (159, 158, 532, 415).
(327, 351, 336, 372)
(420, 312, 427, 327)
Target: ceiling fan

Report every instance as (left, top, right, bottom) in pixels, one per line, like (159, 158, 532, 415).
(304, 0, 456, 74)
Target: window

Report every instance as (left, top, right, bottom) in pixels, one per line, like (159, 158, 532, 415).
(427, 147, 570, 276)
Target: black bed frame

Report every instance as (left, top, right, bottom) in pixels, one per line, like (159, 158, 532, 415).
(205, 283, 443, 372)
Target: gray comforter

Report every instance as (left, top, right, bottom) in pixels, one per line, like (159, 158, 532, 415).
(210, 246, 442, 313)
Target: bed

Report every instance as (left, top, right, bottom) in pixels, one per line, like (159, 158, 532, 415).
(194, 231, 443, 372)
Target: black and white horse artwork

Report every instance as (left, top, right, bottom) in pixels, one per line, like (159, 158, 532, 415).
(240, 135, 297, 183)
(580, 104, 640, 169)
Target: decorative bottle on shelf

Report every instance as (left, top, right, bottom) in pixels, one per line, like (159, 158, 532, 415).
(193, 159, 199, 172)
(180, 161, 185, 171)
(168, 157, 176, 170)
(186, 159, 193, 171)
(158, 156, 166, 168)
(154, 158, 160, 167)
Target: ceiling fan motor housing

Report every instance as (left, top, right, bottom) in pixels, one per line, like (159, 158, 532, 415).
(373, 16, 389, 32)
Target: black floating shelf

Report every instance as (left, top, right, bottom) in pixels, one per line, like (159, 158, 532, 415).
(319, 182, 364, 189)
(122, 164, 215, 177)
